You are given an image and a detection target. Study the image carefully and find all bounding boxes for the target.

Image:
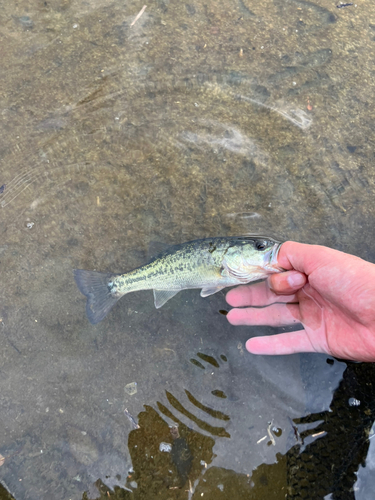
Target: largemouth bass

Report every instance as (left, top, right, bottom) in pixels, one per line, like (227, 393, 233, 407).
(74, 236, 284, 324)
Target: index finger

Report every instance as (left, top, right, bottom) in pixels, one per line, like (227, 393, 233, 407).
(226, 281, 298, 307)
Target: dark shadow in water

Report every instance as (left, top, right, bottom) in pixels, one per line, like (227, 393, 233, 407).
(0, 484, 15, 500)
(64, 361, 375, 500)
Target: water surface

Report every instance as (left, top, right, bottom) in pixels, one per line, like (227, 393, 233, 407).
(1, 0, 375, 498)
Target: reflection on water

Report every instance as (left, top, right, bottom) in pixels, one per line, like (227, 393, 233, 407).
(78, 361, 375, 498)
(1, 0, 375, 498)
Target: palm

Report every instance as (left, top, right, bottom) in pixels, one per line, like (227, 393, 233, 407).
(296, 285, 375, 361)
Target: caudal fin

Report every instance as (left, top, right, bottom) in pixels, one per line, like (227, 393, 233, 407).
(74, 269, 121, 324)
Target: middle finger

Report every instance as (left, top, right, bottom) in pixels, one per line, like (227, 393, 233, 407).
(226, 303, 302, 326)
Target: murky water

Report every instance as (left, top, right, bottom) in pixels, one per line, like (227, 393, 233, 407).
(1, 0, 375, 498)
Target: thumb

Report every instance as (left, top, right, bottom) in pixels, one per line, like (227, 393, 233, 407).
(268, 270, 307, 295)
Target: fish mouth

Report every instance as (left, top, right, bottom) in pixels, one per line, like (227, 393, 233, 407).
(267, 242, 285, 272)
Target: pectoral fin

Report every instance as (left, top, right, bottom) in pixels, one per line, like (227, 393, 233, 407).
(153, 289, 179, 308)
(200, 286, 226, 298)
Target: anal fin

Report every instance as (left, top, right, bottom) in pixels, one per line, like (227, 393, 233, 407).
(153, 289, 179, 308)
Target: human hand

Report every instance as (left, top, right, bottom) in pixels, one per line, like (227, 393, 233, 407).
(225, 241, 375, 362)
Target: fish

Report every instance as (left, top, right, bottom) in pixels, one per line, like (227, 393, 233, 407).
(74, 236, 284, 324)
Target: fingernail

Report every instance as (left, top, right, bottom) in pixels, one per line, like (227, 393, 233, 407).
(287, 272, 305, 288)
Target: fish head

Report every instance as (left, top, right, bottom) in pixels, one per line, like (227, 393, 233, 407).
(223, 237, 285, 282)
(244, 237, 284, 272)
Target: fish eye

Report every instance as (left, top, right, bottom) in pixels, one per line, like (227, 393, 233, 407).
(255, 240, 268, 251)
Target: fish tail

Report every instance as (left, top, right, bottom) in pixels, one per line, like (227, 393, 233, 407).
(74, 269, 121, 324)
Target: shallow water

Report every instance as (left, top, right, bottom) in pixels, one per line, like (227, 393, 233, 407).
(1, 0, 375, 498)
